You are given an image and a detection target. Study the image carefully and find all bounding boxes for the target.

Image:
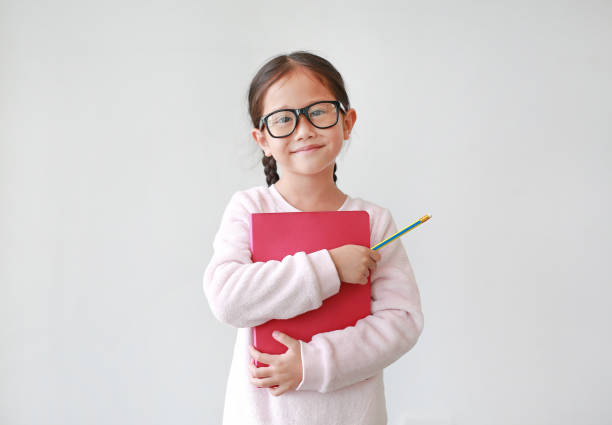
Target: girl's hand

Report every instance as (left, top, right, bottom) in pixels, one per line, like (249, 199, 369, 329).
(328, 245, 381, 285)
(248, 331, 303, 396)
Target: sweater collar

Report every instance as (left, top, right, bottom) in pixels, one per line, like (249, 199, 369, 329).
(268, 183, 350, 212)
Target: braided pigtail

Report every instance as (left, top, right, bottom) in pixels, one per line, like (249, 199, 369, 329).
(262, 154, 280, 187)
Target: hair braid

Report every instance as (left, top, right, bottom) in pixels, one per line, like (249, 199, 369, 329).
(262, 154, 280, 187)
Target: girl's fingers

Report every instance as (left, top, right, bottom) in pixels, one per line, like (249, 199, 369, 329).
(272, 331, 298, 349)
(368, 257, 376, 271)
(248, 362, 272, 378)
(249, 345, 275, 365)
(250, 375, 278, 388)
(366, 258, 376, 276)
(269, 384, 287, 397)
(370, 250, 381, 262)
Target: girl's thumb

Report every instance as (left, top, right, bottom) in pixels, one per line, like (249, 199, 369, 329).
(273, 331, 290, 345)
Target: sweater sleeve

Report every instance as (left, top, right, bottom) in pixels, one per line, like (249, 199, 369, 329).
(202, 192, 342, 328)
(295, 208, 424, 393)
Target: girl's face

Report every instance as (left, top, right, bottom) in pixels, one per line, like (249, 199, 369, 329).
(252, 68, 356, 181)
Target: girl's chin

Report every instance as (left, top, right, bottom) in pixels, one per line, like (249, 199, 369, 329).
(284, 163, 337, 177)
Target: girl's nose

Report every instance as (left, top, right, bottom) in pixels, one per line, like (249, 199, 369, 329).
(293, 114, 316, 140)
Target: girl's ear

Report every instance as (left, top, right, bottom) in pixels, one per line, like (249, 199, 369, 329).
(342, 109, 357, 140)
(251, 128, 272, 157)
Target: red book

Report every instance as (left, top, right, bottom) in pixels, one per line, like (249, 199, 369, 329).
(249, 211, 371, 367)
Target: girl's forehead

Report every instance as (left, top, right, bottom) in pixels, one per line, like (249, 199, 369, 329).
(263, 68, 335, 111)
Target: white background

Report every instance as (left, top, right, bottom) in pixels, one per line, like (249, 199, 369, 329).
(1, 1, 611, 424)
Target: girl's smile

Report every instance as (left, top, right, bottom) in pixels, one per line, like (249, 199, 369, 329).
(291, 144, 324, 154)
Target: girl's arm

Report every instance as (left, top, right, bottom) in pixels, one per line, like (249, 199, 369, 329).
(203, 192, 342, 328)
(295, 208, 424, 393)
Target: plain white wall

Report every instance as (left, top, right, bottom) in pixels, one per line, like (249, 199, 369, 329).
(1, 1, 611, 424)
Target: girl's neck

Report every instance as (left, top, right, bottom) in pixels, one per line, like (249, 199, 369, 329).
(274, 170, 346, 212)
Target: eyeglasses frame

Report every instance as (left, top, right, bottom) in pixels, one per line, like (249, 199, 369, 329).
(258, 100, 347, 138)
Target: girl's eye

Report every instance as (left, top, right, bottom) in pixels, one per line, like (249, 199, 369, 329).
(274, 116, 292, 124)
(269, 113, 293, 126)
(310, 109, 325, 117)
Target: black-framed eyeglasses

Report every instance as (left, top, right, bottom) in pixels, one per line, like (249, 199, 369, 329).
(258, 100, 346, 138)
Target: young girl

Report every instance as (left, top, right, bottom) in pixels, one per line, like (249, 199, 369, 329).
(203, 51, 424, 425)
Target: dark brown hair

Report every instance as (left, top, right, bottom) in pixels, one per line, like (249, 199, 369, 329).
(247, 51, 351, 187)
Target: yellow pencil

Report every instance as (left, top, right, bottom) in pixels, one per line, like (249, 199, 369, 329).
(371, 214, 432, 250)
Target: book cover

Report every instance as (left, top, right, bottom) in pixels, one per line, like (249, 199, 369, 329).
(250, 211, 371, 367)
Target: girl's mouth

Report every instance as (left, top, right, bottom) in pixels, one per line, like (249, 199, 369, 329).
(292, 144, 323, 153)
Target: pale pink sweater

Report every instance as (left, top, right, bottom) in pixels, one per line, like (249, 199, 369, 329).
(203, 184, 424, 425)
